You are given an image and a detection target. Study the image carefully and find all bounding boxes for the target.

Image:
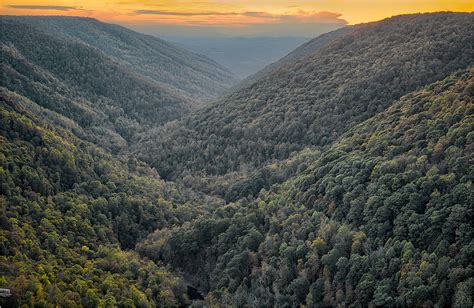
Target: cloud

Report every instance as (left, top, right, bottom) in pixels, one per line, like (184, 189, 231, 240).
(131, 10, 279, 19)
(3, 4, 347, 37)
(130, 9, 347, 24)
(242, 12, 275, 19)
(132, 10, 240, 16)
(278, 11, 347, 24)
(126, 8, 348, 37)
(6, 5, 78, 11)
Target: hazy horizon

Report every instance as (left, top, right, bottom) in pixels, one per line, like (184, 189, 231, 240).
(1, 0, 472, 37)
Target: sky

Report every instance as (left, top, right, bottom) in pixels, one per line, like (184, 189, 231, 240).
(1, 1, 473, 37)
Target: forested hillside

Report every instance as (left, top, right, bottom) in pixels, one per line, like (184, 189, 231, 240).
(0, 88, 222, 306)
(1, 12, 473, 308)
(135, 13, 474, 184)
(138, 68, 474, 307)
(4, 16, 237, 103)
(0, 18, 194, 151)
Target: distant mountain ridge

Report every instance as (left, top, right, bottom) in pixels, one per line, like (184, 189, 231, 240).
(238, 26, 354, 89)
(2, 16, 237, 104)
(166, 36, 311, 78)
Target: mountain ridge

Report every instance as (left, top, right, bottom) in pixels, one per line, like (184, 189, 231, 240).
(2, 15, 238, 104)
(1, 16, 240, 152)
(134, 12, 474, 184)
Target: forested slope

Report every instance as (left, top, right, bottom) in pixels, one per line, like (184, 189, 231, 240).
(138, 68, 474, 307)
(3, 16, 237, 103)
(1, 18, 196, 151)
(0, 88, 221, 306)
(135, 13, 474, 182)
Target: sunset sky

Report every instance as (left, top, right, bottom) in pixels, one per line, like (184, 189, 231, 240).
(1, 1, 473, 36)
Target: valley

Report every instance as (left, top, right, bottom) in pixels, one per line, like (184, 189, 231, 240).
(0, 12, 473, 307)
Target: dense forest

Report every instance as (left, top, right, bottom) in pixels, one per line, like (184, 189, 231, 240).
(138, 69, 473, 307)
(0, 88, 223, 306)
(1, 12, 473, 307)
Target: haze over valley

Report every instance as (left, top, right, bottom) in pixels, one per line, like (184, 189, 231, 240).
(163, 36, 311, 79)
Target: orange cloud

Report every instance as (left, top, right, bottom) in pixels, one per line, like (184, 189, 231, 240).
(6, 5, 78, 11)
(125, 9, 347, 26)
(273, 10, 346, 24)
